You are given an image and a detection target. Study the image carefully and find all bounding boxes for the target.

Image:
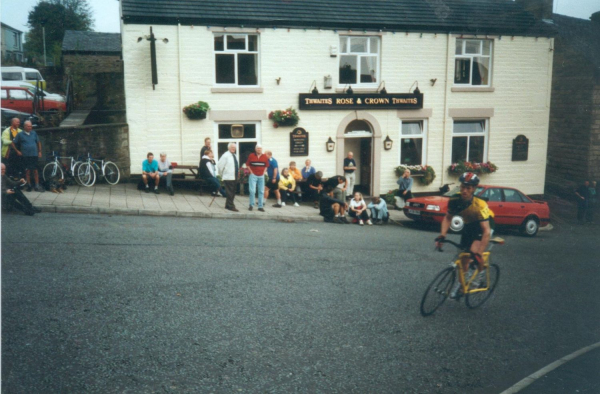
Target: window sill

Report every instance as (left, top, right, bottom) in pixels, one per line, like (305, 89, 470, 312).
(335, 87, 378, 93)
(211, 87, 264, 93)
(451, 87, 495, 92)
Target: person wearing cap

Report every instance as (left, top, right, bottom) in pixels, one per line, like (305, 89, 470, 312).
(245, 144, 270, 212)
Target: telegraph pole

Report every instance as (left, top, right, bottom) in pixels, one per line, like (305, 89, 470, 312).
(42, 25, 47, 66)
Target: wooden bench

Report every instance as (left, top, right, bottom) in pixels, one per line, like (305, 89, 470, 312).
(170, 163, 210, 193)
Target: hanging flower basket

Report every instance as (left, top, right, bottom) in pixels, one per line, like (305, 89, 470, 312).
(269, 107, 300, 128)
(183, 101, 210, 120)
(448, 161, 498, 175)
(394, 165, 436, 186)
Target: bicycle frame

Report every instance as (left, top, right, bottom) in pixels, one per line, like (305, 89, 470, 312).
(442, 239, 501, 295)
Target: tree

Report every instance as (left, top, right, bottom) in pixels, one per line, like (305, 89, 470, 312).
(24, 0, 94, 64)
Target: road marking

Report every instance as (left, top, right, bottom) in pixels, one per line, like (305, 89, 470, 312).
(499, 341, 600, 394)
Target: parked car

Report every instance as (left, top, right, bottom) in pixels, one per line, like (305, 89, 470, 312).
(403, 185, 550, 237)
(1, 67, 46, 90)
(1, 108, 39, 129)
(1, 81, 65, 102)
(1, 86, 66, 114)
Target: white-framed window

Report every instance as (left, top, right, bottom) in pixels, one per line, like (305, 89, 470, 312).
(214, 34, 259, 86)
(339, 36, 380, 87)
(399, 120, 427, 165)
(454, 39, 492, 86)
(214, 122, 261, 164)
(451, 119, 488, 163)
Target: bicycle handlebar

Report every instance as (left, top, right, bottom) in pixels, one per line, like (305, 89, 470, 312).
(435, 238, 463, 252)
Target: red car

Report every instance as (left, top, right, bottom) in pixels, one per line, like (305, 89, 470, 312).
(403, 185, 550, 237)
(1, 86, 66, 114)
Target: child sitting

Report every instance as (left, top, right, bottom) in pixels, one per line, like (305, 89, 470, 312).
(348, 191, 372, 226)
(368, 197, 389, 225)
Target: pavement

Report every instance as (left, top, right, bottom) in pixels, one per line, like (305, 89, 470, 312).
(21, 182, 408, 223)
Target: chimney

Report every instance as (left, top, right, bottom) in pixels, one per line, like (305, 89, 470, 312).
(517, 0, 553, 20)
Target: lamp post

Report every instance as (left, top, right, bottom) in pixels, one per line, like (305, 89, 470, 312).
(42, 25, 47, 66)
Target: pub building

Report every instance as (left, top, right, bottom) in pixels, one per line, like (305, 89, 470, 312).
(120, 0, 555, 196)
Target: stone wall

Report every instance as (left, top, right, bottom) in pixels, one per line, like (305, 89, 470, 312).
(35, 123, 131, 178)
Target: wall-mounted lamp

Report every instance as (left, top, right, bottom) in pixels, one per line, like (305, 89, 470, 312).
(326, 137, 335, 152)
(345, 85, 354, 95)
(430, 78, 437, 86)
(384, 135, 393, 150)
(276, 77, 281, 85)
(377, 81, 387, 95)
(409, 80, 420, 95)
(309, 80, 319, 95)
(324, 75, 332, 89)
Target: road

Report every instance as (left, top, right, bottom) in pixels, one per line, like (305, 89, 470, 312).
(2, 213, 599, 393)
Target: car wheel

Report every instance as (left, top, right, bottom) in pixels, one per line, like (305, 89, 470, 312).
(450, 215, 464, 233)
(520, 216, 539, 237)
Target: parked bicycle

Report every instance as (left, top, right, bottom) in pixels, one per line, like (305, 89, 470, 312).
(77, 153, 120, 187)
(42, 151, 83, 186)
(420, 237, 503, 316)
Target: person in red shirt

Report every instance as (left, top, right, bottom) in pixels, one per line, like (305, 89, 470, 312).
(245, 144, 270, 211)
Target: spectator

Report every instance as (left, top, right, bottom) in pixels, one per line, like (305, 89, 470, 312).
(323, 174, 348, 201)
(279, 168, 299, 207)
(349, 191, 372, 225)
(200, 149, 226, 197)
(368, 197, 389, 225)
(264, 150, 282, 207)
(11, 121, 43, 192)
(1, 163, 41, 216)
(575, 181, 590, 224)
(289, 161, 303, 198)
(587, 180, 596, 224)
(320, 185, 349, 224)
(142, 152, 160, 194)
(157, 152, 174, 196)
(200, 137, 212, 158)
(217, 142, 239, 212)
(396, 169, 413, 208)
(301, 159, 316, 179)
(306, 171, 323, 209)
(343, 152, 357, 199)
(246, 144, 269, 212)
(2, 118, 22, 176)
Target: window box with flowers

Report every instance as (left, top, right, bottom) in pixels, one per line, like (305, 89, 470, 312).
(269, 107, 300, 128)
(183, 101, 210, 120)
(395, 165, 436, 186)
(448, 161, 498, 175)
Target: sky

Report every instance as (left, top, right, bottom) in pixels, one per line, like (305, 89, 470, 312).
(1, 0, 599, 35)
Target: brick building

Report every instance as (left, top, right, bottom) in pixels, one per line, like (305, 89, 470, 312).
(546, 12, 600, 196)
(120, 0, 554, 196)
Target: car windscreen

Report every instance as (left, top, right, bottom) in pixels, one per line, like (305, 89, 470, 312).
(443, 186, 484, 197)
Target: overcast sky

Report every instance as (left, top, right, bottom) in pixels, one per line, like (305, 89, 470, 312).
(1, 0, 599, 34)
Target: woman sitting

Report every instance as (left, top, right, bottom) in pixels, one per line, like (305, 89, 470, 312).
(278, 168, 299, 206)
(348, 191, 372, 226)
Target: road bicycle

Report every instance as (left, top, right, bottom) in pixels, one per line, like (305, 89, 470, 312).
(420, 237, 503, 316)
(77, 153, 121, 187)
(42, 151, 83, 185)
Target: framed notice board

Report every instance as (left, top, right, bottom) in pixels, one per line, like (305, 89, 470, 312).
(512, 135, 529, 161)
(290, 127, 309, 156)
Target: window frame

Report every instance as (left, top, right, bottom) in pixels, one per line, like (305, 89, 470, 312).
(213, 33, 260, 87)
(213, 121, 261, 164)
(398, 119, 428, 166)
(338, 36, 381, 88)
(454, 39, 493, 87)
(451, 119, 489, 163)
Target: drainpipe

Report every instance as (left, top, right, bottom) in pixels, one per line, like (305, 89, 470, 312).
(178, 23, 184, 163)
(440, 32, 451, 187)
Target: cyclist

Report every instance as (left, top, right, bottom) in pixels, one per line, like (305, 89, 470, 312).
(435, 172, 494, 297)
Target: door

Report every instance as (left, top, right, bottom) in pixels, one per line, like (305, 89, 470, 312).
(500, 188, 527, 225)
(359, 138, 372, 195)
(8, 89, 34, 114)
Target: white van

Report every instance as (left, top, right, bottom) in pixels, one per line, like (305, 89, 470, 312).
(1, 81, 65, 102)
(1, 67, 46, 90)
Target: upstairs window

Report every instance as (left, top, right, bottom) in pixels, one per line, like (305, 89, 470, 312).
(454, 39, 492, 86)
(399, 120, 427, 166)
(339, 36, 380, 86)
(214, 34, 259, 86)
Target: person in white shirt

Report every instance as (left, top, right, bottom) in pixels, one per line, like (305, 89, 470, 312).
(217, 143, 239, 212)
(157, 152, 174, 196)
(348, 191, 372, 226)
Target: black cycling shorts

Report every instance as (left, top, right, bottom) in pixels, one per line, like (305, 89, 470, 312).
(460, 217, 495, 249)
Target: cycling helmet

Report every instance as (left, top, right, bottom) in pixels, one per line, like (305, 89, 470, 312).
(459, 172, 480, 186)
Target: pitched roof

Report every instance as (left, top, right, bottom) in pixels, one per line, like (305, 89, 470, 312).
(62, 31, 122, 54)
(551, 13, 600, 69)
(1, 22, 23, 33)
(121, 0, 554, 36)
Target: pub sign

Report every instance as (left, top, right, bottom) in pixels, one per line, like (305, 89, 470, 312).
(299, 92, 423, 110)
(290, 127, 309, 157)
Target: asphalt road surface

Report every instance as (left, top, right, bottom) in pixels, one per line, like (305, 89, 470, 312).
(2, 214, 599, 393)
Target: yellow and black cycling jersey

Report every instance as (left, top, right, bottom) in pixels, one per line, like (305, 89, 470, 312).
(448, 194, 494, 224)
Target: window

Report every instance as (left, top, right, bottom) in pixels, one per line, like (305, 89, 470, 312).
(9, 90, 31, 100)
(2, 72, 22, 81)
(25, 72, 41, 81)
(215, 123, 260, 165)
(503, 189, 525, 203)
(399, 120, 427, 165)
(339, 36, 380, 86)
(451, 120, 488, 163)
(214, 34, 259, 86)
(480, 188, 502, 202)
(454, 39, 492, 86)
(1, 90, 7, 99)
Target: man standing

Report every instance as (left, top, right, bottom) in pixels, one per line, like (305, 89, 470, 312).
(11, 121, 43, 192)
(343, 152, 357, 199)
(264, 150, 282, 207)
(2, 118, 22, 176)
(1, 163, 41, 215)
(157, 152, 174, 196)
(200, 137, 212, 158)
(575, 181, 590, 224)
(142, 152, 160, 194)
(218, 142, 239, 212)
(245, 144, 269, 212)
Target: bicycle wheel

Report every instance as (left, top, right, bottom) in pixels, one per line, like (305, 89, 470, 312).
(77, 162, 96, 187)
(71, 161, 83, 185)
(465, 264, 500, 309)
(42, 162, 64, 182)
(103, 161, 120, 185)
(420, 267, 456, 316)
